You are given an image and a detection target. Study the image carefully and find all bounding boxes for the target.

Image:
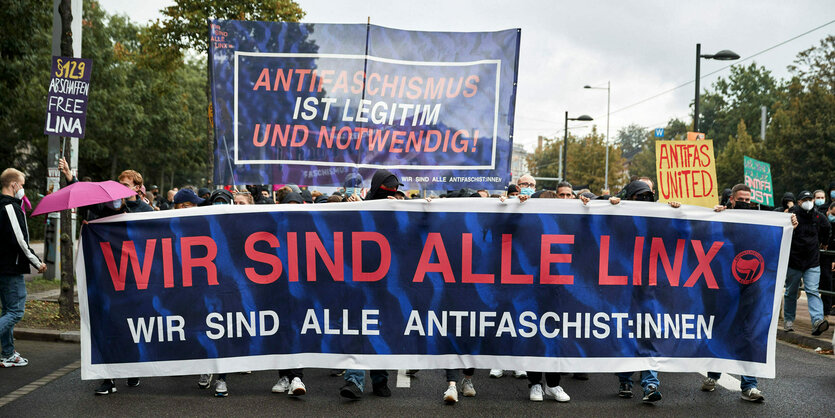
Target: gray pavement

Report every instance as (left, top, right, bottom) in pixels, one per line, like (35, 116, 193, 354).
(0, 340, 832, 416)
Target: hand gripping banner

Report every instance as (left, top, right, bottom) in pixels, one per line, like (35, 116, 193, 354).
(209, 20, 521, 189)
(77, 200, 791, 379)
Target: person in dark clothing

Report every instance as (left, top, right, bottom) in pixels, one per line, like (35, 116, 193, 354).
(173, 189, 205, 209)
(279, 191, 304, 204)
(774, 192, 796, 212)
(0, 168, 46, 368)
(784, 191, 831, 336)
(827, 181, 835, 206)
(340, 169, 398, 400)
(813, 189, 828, 215)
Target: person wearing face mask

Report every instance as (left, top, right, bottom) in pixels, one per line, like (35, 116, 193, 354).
(784, 191, 831, 337)
(704, 184, 766, 402)
(0, 168, 47, 368)
(516, 174, 537, 201)
(812, 189, 827, 215)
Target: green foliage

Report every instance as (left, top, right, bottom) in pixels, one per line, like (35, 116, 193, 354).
(698, 63, 780, 150)
(623, 118, 691, 192)
(527, 127, 628, 194)
(716, 120, 760, 191)
(615, 123, 648, 161)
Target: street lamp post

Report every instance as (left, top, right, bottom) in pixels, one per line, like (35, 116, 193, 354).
(694, 43, 740, 133)
(584, 82, 610, 191)
(562, 112, 593, 183)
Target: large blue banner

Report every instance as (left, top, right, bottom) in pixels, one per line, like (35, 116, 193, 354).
(77, 200, 791, 379)
(209, 20, 520, 189)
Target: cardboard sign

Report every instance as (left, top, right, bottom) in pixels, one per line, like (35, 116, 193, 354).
(45, 56, 92, 138)
(744, 156, 774, 206)
(655, 140, 718, 208)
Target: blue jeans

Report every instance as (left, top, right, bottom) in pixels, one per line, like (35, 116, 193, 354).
(707, 372, 757, 391)
(616, 370, 659, 389)
(0, 275, 27, 357)
(784, 266, 824, 323)
(344, 369, 388, 392)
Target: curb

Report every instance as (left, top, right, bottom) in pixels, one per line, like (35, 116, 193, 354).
(776, 329, 833, 351)
(14, 328, 80, 344)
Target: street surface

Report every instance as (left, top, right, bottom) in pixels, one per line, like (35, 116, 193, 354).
(1, 340, 832, 416)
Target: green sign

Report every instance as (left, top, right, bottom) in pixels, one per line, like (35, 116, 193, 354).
(744, 156, 773, 206)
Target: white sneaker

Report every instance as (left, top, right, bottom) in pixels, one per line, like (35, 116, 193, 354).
(489, 369, 504, 378)
(0, 352, 28, 368)
(272, 376, 290, 393)
(289, 377, 306, 396)
(783, 320, 793, 332)
(545, 385, 570, 402)
(443, 385, 459, 404)
(701, 377, 716, 392)
(514, 370, 527, 379)
(741, 387, 764, 402)
(198, 374, 212, 389)
(461, 378, 476, 397)
(529, 383, 544, 401)
(214, 379, 228, 397)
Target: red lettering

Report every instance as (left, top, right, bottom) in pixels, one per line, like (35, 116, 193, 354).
(162, 238, 173, 288)
(352, 232, 391, 282)
(632, 236, 644, 285)
(244, 232, 282, 284)
(100, 240, 156, 291)
(598, 235, 627, 285)
(462, 233, 494, 283)
(181, 236, 218, 287)
(413, 233, 455, 283)
(684, 240, 723, 289)
(305, 232, 344, 282)
(501, 234, 533, 284)
(540, 234, 574, 285)
(648, 238, 685, 286)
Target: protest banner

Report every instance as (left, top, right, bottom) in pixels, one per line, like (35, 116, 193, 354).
(209, 20, 520, 190)
(744, 156, 774, 206)
(77, 199, 791, 379)
(655, 140, 718, 208)
(44, 56, 92, 138)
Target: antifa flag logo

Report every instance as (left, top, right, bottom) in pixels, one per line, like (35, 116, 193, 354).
(732, 250, 765, 285)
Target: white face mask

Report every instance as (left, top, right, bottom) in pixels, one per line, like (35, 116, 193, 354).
(800, 200, 814, 211)
(14, 184, 24, 200)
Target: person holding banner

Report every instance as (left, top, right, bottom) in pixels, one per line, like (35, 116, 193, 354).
(783, 191, 830, 336)
(0, 168, 47, 368)
(612, 179, 682, 403)
(340, 169, 401, 400)
(707, 184, 765, 402)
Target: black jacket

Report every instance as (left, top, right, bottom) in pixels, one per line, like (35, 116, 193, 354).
(0, 194, 43, 275)
(787, 205, 831, 270)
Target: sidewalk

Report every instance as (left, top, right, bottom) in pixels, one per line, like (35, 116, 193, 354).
(777, 293, 834, 351)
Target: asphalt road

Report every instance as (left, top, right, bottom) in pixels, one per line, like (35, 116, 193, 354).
(1, 340, 832, 416)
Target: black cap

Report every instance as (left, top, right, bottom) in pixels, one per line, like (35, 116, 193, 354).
(797, 190, 813, 201)
(197, 187, 211, 198)
(174, 189, 205, 205)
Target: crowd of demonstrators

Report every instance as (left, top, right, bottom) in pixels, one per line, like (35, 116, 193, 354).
(8, 159, 835, 404)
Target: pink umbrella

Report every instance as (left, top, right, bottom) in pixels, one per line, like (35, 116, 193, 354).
(31, 180, 136, 216)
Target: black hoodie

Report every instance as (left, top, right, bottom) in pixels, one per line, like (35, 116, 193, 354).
(367, 170, 401, 200)
(623, 180, 652, 200)
(0, 194, 43, 275)
(787, 204, 831, 270)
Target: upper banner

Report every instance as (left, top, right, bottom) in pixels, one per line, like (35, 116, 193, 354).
(77, 200, 791, 380)
(209, 20, 521, 190)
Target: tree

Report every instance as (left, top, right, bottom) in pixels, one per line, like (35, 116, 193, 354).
(148, 0, 306, 181)
(626, 118, 690, 192)
(698, 63, 780, 150)
(615, 123, 648, 161)
(716, 120, 760, 192)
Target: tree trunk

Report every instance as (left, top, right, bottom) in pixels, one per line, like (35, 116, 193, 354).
(57, 0, 76, 318)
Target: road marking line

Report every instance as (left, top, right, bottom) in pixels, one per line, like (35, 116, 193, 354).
(0, 360, 80, 408)
(396, 369, 411, 388)
(699, 372, 741, 392)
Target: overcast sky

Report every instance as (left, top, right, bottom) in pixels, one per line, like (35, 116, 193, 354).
(99, 0, 834, 151)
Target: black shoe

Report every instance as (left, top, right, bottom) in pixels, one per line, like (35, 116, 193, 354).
(811, 319, 830, 336)
(618, 382, 633, 398)
(126, 378, 140, 387)
(95, 379, 117, 395)
(642, 385, 662, 403)
(372, 382, 392, 397)
(572, 373, 589, 380)
(340, 382, 362, 400)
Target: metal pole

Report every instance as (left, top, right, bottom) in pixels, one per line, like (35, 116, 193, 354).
(563, 111, 568, 182)
(604, 81, 610, 191)
(694, 43, 701, 133)
(761, 105, 767, 141)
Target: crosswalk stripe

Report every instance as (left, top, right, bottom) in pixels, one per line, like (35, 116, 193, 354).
(699, 371, 742, 391)
(396, 369, 411, 388)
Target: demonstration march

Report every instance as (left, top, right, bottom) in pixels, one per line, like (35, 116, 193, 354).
(0, 1, 833, 414)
